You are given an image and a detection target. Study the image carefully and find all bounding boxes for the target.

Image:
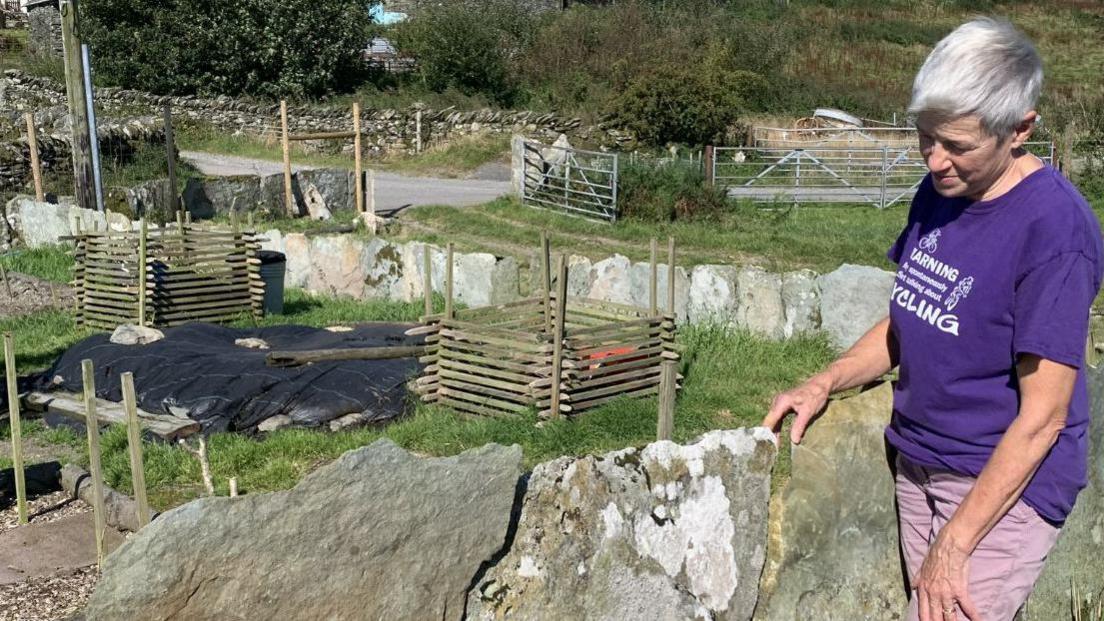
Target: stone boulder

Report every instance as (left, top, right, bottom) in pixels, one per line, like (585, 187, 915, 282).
(86, 440, 524, 621)
(297, 168, 355, 213)
(453, 251, 520, 307)
(689, 265, 739, 327)
(586, 254, 634, 306)
(468, 429, 777, 621)
(1025, 363, 1104, 619)
(182, 176, 264, 218)
(283, 232, 312, 289)
(307, 235, 368, 299)
(816, 264, 895, 350)
(735, 266, 784, 340)
(363, 237, 405, 300)
(754, 382, 905, 620)
(628, 261, 690, 322)
(8, 197, 71, 247)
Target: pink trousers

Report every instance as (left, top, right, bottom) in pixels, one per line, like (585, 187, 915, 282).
(895, 454, 1061, 621)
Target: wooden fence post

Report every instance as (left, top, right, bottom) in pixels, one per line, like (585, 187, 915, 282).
(649, 238, 658, 316)
(280, 100, 294, 216)
(444, 242, 454, 319)
(163, 104, 179, 214)
(549, 255, 568, 419)
(656, 359, 677, 441)
(415, 109, 423, 154)
(24, 113, 44, 202)
(704, 145, 715, 187)
(81, 359, 108, 567)
(137, 219, 147, 327)
(353, 102, 363, 214)
(59, 0, 96, 212)
(4, 333, 27, 524)
(120, 372, 150, 529)
(368, 169, 376, 219)
(667, 236, 676, 315)
(423, 244, 433, 317)
(540, 231, 551, 333)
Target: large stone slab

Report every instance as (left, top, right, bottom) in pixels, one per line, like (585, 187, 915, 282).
(628, 261, 690, 321)
(297, 168, 355, 213)
(86, 440, 523, 621)
(816, 264, 895, 350)
(362, 237, 406, 300)
(688, 265, 739, 327)
(0, 512, 124, 585)
(283, 232, 312, 289)
(182, 176, 264, 218)
(735, 266, 784, 340)
(1025, 363, 1104, 619)
(468, 429, 777, 621)
(452, 251, 520, 307)
(755, 382, 904, 621)
(307, 235, 368, 299)
(586, 254, 634, 306)
(9, 197, 72, 247)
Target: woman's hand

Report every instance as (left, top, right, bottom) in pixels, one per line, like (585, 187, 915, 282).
(914, 530, 982, 621)
(760, 373, 833, 444)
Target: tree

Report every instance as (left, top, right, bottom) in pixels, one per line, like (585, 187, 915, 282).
(79, 0, 372, 98)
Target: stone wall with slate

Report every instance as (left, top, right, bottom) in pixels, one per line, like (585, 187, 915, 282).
(0, 70, 633, 155)
(26, 4, 61, 58)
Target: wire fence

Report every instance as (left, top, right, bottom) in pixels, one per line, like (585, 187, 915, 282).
(712, 142, 1055, 208)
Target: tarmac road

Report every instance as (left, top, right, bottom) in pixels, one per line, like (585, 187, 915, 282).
(180, 150, 512, 214)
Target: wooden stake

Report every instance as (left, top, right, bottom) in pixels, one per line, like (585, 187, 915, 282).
(415, 109, 423, 153)
(353, 102, 363, 214)
(229, 477, 238, 498)
(667, 236, 676, 315)
(184, 211, 192, 225)
(280, 100, 294, 216)
(4, 333, 27, 524)
(649, 238, 658, 316)
(656, 359, 676, 441)
(120, 372, 150, 529)
(137, 219, 147, 327)
(81, 359, 108, 567)
(163, 104, 179, 213)
(59, 1, 96, 212)
(24, 113, 44, 202)
(549, 255, 568, 419)
(540, 232, 551, 333)
(423, 244, 433, 317)
(445, 242, 454, 319)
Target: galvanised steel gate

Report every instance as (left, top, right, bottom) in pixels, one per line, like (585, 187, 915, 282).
(712, 142, 1054, 208)
(521, 139, 619, 222)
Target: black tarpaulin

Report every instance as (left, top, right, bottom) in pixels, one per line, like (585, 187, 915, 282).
(34, 323, 425, 433)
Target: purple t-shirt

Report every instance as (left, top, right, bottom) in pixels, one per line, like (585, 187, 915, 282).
(886, 166, 1103, 525)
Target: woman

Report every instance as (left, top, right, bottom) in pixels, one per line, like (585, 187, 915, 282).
(762, 18, 1102, 621)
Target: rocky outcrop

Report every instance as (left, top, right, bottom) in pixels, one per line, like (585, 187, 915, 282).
(755, 382, 905, 621)
(735, 267, 784, 340)
(85, 440, 524, 621)
(468, 429, 777, 621)
(1026, 364, 1104, 619)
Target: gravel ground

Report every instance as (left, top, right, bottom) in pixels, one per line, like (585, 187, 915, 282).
(0, 496, 97, 621)
(0, 491, 85, 535)
(0, 566, 96, 621)
(0, 272, 74, 318)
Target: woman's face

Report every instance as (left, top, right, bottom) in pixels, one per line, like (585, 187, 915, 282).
(915, 113, 1017, 201)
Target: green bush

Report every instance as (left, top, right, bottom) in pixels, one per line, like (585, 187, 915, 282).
(609, 65, 750, 147)
(80, 0, 372, 98)
(618, 159, 729, 222)
(391, 1, 535, 106)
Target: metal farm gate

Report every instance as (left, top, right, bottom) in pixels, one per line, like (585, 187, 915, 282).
(521, 139, 619, 222)
(711, 141, 1055, 208)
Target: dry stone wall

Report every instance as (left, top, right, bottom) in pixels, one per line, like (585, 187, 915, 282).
(0, 70, 633, 157)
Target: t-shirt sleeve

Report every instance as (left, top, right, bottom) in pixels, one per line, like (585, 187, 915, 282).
(1013, 252, 1099, 368)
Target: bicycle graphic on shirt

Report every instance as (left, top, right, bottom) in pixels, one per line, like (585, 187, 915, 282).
(946, 276, 974, 311)
(919, 229, 941, 253)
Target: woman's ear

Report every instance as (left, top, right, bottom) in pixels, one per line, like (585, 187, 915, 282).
(1008, 110, 1037, 149)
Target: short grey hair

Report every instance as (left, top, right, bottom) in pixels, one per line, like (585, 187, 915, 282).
(908, 17, 1043, 138)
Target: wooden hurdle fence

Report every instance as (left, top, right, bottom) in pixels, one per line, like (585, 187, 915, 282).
(411, 235, 682, 421)
(68, 215, 264, 330)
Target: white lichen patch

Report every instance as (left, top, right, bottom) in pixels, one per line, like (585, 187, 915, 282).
(601, 502, 624, 540)
(517, 555, 542, 578)
(641, 429, 771, 481)
(577, 562, 587, 576)
(633, 475, 738, 612)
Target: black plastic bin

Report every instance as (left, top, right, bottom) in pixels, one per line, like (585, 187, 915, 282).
(258, 250, 286, 316)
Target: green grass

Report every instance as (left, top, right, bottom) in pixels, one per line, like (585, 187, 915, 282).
(399, 196, 905, 273)
(0, 246, 73, 283)
(176, 120, 509, 179)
